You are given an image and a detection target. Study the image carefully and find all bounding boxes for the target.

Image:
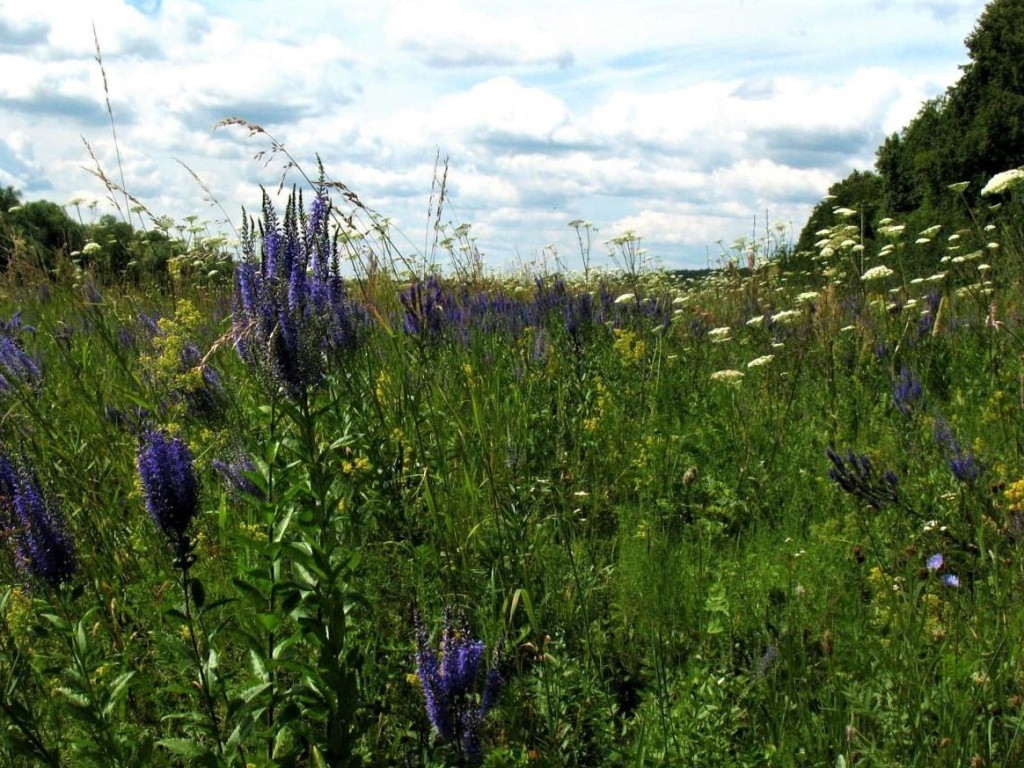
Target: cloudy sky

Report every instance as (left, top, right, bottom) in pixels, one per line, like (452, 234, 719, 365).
(0, 0, 989, 271)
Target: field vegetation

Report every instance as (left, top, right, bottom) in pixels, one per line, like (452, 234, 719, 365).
(1, 1, 1024, 766)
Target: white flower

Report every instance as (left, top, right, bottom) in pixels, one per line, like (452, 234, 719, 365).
(985, 224, 997, 232)
(915, 237, 931, 245)
(948, 181, 970, 193)
(987, 242, 1000, 250)
(770, 309, 802, 325)
(833, 207, 857, 217)
(795, 291, 819, 304)
(746, 315, 765, 327)
(861, 265, 894, 281)
(840, 239, 857, 248)
(708, 326, 732, 339)
(82, 242, 102, 254)
(614, 293, 636, 304)
(980, 167, 1024, 196)
(920, 225, 942, 237)
(710, 369, 744, 383)
(747, 355, 775, 368)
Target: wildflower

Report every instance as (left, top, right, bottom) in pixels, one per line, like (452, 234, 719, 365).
(211, 454, 264, 500)
(0, 456, 76, 588)
(707, 326, 732, 340)
(943, 574, 960, 588)
(710, 369, 743, 383)
(137, 430, 200, 567)
(614, 292, 636, 305)
(892, 367, 922, 416)
(233, 182, 366, 399)
(770, 308, 802, 325)
(0, 336, 42, 394)
(948, 181, 970, 193)
(934, 419, 980, 483)
(926, 553, 944, 571)
(980, 167, 1024, 196)
(862, 265, 894, 282)
(826, 449, 899, 510)
(414, 608, 503, 762)
(747, 355, 774, 368)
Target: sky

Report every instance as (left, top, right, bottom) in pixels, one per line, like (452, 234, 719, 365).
(0, 0, 991, 272)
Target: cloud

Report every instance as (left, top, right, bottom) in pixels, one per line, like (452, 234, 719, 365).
(387, 1, 574, 69)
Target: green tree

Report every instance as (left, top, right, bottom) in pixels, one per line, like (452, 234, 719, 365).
(794, 170, 883, 255)
(1, 199, 84, 273)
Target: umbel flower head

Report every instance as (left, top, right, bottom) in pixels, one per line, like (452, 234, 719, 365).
(414, 607, 503, 763)
(0, 455, 76, 589)
(137, 430, 200, 567)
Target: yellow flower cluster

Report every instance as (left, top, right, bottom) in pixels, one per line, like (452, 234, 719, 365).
(612, 328, 646, 365)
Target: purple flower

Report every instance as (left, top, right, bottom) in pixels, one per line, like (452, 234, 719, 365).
(943, 573, 960, 588)
(926, 553, 944, 571)
(934, 418, 981, 483)
(233, 185, 366, 399)
(414, 608, 503, 762)
(826, 448, 900, 510)
(211, 454, 264, 500)
(0, 456, 76, 588)
(137, 430, 200, 566)
(893, 367, 923, 416)
(0, 336, 42, 393)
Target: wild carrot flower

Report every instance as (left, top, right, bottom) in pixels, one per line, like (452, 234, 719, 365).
(0, 455, 76, 588)
(137, 430, 200, 567)
(414, 608, 503, 763)
(862, 265, 894, 282)
(980, 167, 1024, 196)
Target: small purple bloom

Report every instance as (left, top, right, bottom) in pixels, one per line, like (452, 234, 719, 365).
(137, 430, 200, 566)
(926, 553, 944, 571)
(943, 573, 960, 588)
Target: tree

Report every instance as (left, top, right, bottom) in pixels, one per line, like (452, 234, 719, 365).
(0, 186, 21, 213)
(1, 200, 85, 274)
(794, 170, 883, 255)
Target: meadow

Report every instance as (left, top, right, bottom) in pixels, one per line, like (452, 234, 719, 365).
(1, 160, 1024, 768)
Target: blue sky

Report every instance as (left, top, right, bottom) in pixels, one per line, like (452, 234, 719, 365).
(0, 0, 989, 271)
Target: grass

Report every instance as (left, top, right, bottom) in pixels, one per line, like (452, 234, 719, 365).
(1, 153, 1024, 768)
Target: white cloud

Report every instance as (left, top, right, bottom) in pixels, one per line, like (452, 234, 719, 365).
(0, 0, 988, 269)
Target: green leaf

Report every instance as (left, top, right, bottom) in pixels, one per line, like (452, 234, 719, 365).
(157, 737, 210, 758)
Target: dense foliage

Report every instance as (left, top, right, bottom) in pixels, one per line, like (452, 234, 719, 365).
(796, 0, 1024, 265)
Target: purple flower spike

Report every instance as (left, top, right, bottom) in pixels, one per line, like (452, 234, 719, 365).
(0, 456, 76, 589)
(137, 430, 200, 567)
(414, 608, 503, 763)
